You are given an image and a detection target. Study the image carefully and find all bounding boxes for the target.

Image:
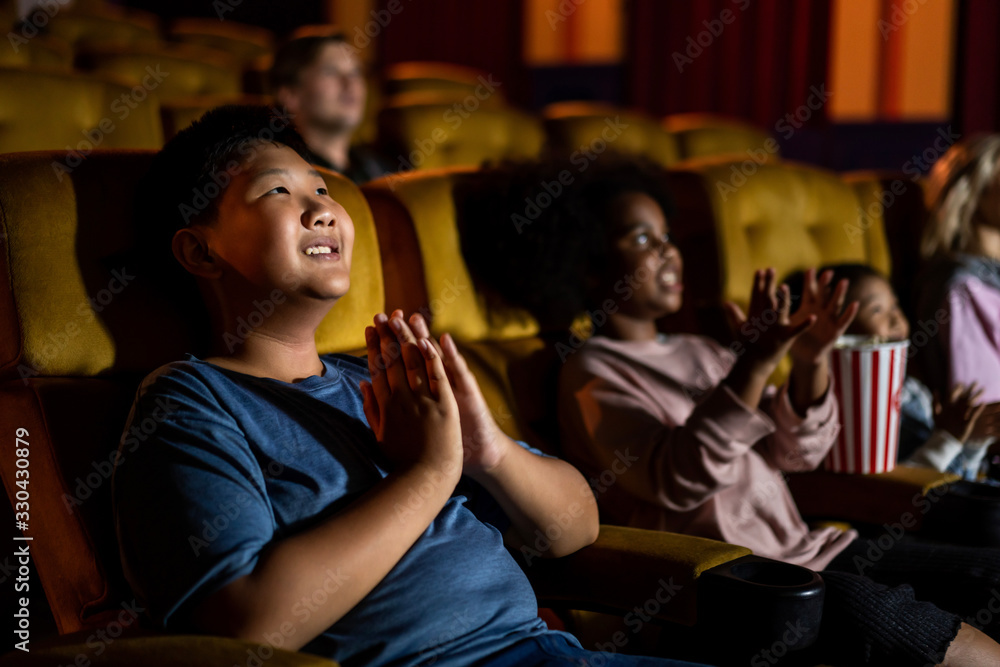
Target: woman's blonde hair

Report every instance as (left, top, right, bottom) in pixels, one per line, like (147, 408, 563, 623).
(921, 134, 1000, 259)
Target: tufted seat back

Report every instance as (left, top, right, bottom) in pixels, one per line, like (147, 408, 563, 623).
(0, 66, 163, 152)
(663, 113, 777, 162)
(377, 101, 543, 170)
(671, 159, 890, 315)
(76, 44, 241, 102)
(543, 101, 680, 167)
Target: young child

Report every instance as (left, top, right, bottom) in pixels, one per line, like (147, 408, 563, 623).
(111, 106, 710, 667)
(459, 155, 1000, 666)
(798, 263, 999, 481)
(916, 135, 1000, 409)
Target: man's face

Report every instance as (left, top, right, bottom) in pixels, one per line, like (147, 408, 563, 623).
(282, 42, 366, 134)
(201, 142, 355, 303)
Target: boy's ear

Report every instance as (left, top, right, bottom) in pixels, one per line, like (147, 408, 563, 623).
(172, 227, 222, 279)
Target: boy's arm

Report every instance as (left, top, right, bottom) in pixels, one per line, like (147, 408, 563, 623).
(193, 319, 464, 650)
(398, 313, 599, 558)
(465, 432, 600, 558)
(192, 458, 459, 649)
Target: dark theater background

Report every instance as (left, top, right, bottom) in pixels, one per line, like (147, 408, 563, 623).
(4, 0, 1000, 664)
(108, 0, 1000, 169)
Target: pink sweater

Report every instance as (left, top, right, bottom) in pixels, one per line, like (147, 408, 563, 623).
(558, 334, 857, 570)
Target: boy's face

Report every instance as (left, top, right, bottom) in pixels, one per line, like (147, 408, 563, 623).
(201, 142, 354, 303)
(605, 191, 684, 319)
(846, 275, 909, 341)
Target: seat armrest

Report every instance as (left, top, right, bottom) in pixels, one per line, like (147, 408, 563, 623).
(787, 466, 958, 529)
(522, 524, 751, 626)
(0, 632, 340, 667)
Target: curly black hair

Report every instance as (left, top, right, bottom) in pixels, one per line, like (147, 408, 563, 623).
(456, 152, 676, 330)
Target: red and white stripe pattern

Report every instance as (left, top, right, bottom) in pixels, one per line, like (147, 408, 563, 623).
(827, 337, 909, 474)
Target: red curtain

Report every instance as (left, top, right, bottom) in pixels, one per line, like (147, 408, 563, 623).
(626, 0, 831, 128)
(954, 0, 1000, 134)
(375, 0, 528, 105)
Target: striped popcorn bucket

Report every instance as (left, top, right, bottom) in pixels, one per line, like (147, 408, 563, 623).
(826, 335, 909, 474)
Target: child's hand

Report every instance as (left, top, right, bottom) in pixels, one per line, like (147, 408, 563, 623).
(723, 268, 816, 375)
(971, 402, 1000, 441)
(403, 311, 510, 476)
(788, 268, 859, 367)
(936, 383, 987, 444)
(359, 313, 463, 474)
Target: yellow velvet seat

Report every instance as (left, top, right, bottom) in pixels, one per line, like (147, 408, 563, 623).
(0, 34, 72, 70)
(383, 61, 504, 101)
(542, 101, 680, 167)
(663, 112, 777, 162)
(76, 43, 242, 102)
(668, 158, 890, 320)
(168, 18, 274, 65)
(46, 8, 159, 49)
(0, 66, 163, 152)
(377, 101, 543, 170)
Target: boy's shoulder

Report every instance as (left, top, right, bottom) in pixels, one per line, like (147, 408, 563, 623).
(131, 353, 369, 414)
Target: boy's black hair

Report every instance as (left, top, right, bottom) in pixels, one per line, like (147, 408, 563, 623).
(457, 153, 676, 330)
(135, 104, 313, 287)
(131, 105, 317, 356)
(784, 262, 886, 312)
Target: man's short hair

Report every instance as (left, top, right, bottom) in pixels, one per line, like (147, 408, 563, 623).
(268, 32, 349, 93)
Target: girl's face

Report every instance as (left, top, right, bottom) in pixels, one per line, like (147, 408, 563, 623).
(846, 275, 909, 341)
(604, 191, 683, 320)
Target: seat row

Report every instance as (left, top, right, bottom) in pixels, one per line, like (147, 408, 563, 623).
(0, 148, 943, 665)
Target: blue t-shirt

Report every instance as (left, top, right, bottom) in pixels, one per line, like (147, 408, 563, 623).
(112, 353, 557, 667)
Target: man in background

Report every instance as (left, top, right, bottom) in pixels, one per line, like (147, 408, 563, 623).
(269, 30, 392, 184)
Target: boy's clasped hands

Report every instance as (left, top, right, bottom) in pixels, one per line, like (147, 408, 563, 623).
(360, 309, 507, 479)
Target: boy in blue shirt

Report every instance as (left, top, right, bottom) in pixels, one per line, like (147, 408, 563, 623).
(111, 105, 708, 667)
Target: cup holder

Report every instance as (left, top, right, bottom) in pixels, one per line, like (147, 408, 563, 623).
(728, 560, 820, 588)
(695, 555, 824, 658)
